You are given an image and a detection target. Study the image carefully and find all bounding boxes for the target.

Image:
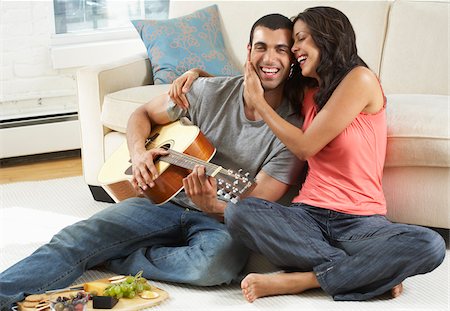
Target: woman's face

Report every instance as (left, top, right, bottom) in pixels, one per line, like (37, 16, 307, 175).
(291, 19, 320, 82)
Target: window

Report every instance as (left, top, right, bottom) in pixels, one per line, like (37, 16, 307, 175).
(53, 0, 169, 34)
(50, 0, 170, 68)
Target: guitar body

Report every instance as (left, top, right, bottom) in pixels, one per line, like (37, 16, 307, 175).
(98, 120, 216, 204)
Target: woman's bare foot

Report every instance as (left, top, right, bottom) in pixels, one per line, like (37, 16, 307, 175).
(240, 272, 320, 303)
(391, 283, 403, 298)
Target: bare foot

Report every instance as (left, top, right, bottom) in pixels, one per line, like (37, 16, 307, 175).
(391, 283, 403, 298)
(240, 272, 320, 303)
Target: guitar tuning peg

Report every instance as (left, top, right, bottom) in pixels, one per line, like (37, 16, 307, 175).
(217, 189, 224, 196)
(242, 178, 248, 183)
(231, 197, 238, 204)
(218, 179, 224, 185)
(235, 169, 243, 178)
(233, 180, 239, 185)
(224, 193, 231, 200)
(244, 172, 250, 177)
(225, 183, 231, 189)
(232, 187, 239, 193)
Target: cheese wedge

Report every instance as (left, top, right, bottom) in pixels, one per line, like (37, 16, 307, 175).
(83, 281, 110, 296)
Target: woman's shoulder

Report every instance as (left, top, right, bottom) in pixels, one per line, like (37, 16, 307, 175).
(344, 66, 384, 113)
(345, 66, 379, 87)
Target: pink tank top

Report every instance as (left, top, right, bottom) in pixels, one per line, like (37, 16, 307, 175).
(292, 88, 387, 215)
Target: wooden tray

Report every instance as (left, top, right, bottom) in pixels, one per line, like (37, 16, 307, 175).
(18, 284, 169, 311)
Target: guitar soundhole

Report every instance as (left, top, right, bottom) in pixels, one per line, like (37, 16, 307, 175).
(124, 143, 172, 176)
(154, 143, 171, 163)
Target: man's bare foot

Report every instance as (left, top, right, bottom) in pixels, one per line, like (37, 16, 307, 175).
(240, 272, 320, 303)
(391, 283, 403, 298)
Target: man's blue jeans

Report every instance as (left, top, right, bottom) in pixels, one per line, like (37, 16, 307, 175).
(225, 197, 446, 301)
(0, 198, 249, 310)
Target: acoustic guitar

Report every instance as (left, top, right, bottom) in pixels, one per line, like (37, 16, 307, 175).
(98, 119, 255, 205)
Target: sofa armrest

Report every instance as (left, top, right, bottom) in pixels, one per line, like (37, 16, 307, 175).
(77, 55, 152, 186)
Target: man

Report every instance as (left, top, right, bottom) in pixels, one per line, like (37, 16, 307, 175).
(0, 13, 302, 310)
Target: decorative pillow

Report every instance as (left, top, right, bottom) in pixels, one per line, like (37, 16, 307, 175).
(132, 5, 241, 84)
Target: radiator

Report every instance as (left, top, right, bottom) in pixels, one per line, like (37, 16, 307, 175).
(0, 112, 81, 159)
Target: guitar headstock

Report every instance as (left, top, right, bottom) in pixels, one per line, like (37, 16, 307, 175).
(215, 169, 256, 204)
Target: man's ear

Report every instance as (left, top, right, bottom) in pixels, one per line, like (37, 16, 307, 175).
(246, 44, 251, 62)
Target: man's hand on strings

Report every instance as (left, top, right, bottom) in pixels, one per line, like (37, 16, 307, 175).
(131, 147, 169, 192)
(183, 165, 223, 214)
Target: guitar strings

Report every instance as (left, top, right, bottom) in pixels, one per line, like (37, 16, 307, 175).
(160, 146, 227, 175)
(146, 139, 229, 176)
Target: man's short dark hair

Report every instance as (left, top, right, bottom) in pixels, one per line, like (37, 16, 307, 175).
(249, 14, 293, 46)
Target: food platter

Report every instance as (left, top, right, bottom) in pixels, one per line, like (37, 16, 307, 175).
(17, 276, 169, 311)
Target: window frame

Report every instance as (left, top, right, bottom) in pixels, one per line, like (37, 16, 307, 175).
(49, 0, 168, 69)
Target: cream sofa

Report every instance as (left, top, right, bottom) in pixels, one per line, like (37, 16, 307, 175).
(77, 0, 449, 229)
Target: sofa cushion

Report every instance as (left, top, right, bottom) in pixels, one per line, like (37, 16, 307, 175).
(380, 1, 449, 95)
(132, 5, 240, 84)
(385, 94, 450, 168)
(101, 84, 171, 133)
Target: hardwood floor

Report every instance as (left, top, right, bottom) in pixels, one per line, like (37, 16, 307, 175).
(0, 153, 82, 184)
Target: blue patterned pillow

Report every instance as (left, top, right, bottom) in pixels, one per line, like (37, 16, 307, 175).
(132, 5, 241, 84)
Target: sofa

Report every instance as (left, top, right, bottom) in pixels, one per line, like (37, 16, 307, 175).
(76, 0, 449, 230)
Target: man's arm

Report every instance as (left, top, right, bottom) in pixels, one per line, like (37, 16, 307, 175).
(126, 94, 174, 190)
(249, 170, 293, 202)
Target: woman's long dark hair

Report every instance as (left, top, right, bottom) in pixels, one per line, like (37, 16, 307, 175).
(293, 7, 368, 110)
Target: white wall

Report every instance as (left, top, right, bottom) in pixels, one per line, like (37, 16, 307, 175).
(1, 1, 78, 120)
(0, 0, 147, 157)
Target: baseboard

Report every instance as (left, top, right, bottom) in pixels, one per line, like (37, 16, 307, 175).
(0, 113, 81, 158)
(0, 149, 81, 167)
(89, 185, 115, 203)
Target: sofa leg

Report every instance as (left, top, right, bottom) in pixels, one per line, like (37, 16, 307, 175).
(88, 185, 115, 203)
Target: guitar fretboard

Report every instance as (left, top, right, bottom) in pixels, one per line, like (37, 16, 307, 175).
(159, 149, 227, 177)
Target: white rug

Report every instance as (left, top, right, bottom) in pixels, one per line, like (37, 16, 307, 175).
(1, 176, 449, 311)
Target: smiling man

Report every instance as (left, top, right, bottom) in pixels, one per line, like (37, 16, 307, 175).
(246, 16, 292, 92)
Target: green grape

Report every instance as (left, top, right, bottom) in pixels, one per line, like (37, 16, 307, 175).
(105, 287, 115, 297)
(121, 283, 131, 293)
(114, 285, 122, 295)
(136, 283, 144, 293)
(104, 270, 150, 299)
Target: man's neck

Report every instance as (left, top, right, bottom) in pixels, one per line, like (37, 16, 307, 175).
(244, 88, 284, 121)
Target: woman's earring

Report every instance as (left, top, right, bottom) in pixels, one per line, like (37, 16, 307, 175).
(289, 63, 295, 78)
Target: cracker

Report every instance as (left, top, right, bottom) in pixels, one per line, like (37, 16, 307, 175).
(22, 301, 38, 308)
(24, 294, 46, 302)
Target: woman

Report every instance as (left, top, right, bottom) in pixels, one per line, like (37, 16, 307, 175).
(169, 7, 446, 302)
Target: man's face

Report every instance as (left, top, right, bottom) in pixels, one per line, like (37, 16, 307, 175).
(248, 26, 293, 91)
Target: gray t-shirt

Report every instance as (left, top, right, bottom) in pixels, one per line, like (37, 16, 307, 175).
(167, 75, 303, 209)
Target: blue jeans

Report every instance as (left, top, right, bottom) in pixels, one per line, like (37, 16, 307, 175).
(225, 198, 446, 301)
(0, 198, 249, 310)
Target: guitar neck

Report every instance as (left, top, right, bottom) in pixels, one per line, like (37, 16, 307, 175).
(159, 150, 226, 177)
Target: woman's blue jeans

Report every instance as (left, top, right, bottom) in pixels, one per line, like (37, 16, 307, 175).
(0, 198, 249, 310)
(225, 197, 446, 301)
